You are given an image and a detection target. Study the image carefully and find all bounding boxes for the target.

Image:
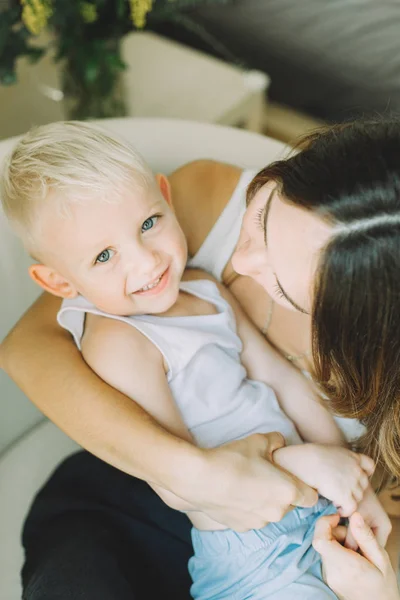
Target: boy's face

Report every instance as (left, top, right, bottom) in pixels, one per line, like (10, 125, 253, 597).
(33, 178, 188, 316)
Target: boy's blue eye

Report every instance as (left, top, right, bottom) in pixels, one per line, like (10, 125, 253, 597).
(96, 249, 114, 264)
(142, 216, 158, 232)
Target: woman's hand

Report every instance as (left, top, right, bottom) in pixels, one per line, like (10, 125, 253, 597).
(172, 433, 319, 531)
(313, 512, 399, 600)
(344, 484, 392, 550)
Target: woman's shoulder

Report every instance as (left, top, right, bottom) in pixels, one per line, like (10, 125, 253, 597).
(170, 158, 241, 183)
(169, 160, 243, 256)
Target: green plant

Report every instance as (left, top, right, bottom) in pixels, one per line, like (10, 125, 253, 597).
(0, 0, 231, 118)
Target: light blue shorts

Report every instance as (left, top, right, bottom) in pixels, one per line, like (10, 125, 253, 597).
(189, 498, 338, 600)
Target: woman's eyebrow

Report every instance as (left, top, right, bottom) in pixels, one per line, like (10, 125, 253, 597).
(275, 276, 309, 315)
(263, 189, 274, 246)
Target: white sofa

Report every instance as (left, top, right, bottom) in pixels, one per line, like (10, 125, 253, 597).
(0, 118, 286, 599)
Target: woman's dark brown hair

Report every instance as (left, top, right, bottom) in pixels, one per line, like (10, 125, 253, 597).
(248, 118, 400, 483)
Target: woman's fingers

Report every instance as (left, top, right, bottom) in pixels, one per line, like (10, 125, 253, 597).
(351, 485, 392, 548)
(312, 513, 341, 548)
(313, 513, 353, 552)
(349, 513, 388, 572)
(332, 524, 347, 544)
(372, 512, 392, 548)
(263, 431, 286, 455)
(344, 523, 359, 552)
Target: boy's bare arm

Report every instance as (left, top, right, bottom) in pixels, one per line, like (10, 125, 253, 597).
(81, 314, 192, 445)
(208, 276, 345, 447)
(239, 314, 344, 446)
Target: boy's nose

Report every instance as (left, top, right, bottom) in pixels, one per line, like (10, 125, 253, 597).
(126, 248, 162, 290)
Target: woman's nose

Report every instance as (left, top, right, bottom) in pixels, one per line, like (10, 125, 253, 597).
(235, 229, 251, 254)
(233, 234, 267, 277)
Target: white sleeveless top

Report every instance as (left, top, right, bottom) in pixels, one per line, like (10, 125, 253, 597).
(187, 169, 257, 281)
(58, 279, 302, 449)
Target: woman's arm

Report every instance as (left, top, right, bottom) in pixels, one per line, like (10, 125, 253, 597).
(1, 293, 196, 485)
(0, 291, 318, 529)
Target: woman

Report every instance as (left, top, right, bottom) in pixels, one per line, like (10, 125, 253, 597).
(1, 118, 399, 598)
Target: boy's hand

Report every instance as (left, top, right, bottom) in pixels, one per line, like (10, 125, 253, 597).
(171, 433, 319, 531)
(274, 444, 375, 516)
(344, 485, 392, 551)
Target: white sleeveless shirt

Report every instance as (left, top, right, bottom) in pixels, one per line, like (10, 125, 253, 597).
(58, 279, 302, 449)
(187, 169, 257, 281)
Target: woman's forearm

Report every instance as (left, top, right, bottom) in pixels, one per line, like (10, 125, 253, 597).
(1, 293, 202, 489)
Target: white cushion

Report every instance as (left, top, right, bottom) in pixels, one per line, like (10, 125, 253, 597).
(0, 118, 286, 599)
(0, 422, 79, 598)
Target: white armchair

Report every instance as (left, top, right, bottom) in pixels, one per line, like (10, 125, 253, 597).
(0, 118, 286, 599)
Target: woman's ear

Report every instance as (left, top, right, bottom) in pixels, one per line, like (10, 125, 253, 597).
(155, 173, 173, 207)
(29, 264, 78, 299)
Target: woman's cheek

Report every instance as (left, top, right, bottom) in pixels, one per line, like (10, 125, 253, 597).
(256, 268, 276, 297)
(255, 270, 294, 311)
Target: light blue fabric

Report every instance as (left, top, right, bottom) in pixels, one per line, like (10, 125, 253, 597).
(189, 498, 338, 600)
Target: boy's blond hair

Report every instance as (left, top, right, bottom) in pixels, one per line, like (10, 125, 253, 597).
(0, 120, 154, 255)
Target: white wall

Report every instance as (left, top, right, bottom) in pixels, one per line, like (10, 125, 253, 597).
(0, 46, 63, 140)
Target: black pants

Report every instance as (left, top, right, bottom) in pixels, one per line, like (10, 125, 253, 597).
(22, 451, 193, 599)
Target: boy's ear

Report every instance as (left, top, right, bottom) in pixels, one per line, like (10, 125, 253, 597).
(155, 173, 172, 207)
(29, 264, 78, 299)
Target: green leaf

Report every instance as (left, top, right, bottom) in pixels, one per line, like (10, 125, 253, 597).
(116, 0, 126, 19)
(104, 52, 126, 72)
(83, 57, 100, 84)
